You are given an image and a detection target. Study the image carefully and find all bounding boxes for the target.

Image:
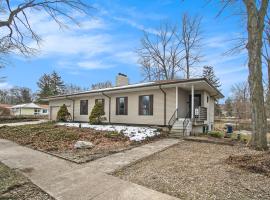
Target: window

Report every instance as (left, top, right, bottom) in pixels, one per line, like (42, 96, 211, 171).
(139, 95, 153, 115)
(95, 99, 105, 112)
(42, 109, 48, 114)
(80, 100, 88, 115)
(207, 96, 209, 103)
(116, 97, 128, 115)
(34, 109, 40, 115)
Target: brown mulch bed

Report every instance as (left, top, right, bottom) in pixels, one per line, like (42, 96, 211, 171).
(184, 136, 239, 146)
(226, 152, 270, 177)
(0, 162, 54, 200)
(0, 122, 166, 163)
(114, 141, 270, 200)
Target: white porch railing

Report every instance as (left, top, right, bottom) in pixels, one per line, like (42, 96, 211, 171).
(194, 106, 207, 121)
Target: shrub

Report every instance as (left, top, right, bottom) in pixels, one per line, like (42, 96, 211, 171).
(57, 104, 71, 122)
(208, 131, 224, 138)
(89, 102, 105, 124)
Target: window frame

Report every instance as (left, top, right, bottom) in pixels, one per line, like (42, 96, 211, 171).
(116, 97, 128, 115)
(138, 95, 153, 116)
(80, 100, 88, 115)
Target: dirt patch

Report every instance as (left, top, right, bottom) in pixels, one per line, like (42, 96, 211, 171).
(0, 162, 53, 200)
(226, 152, 270, 177)
(0, 122, 167, 163)
(114, 141, 270, 200)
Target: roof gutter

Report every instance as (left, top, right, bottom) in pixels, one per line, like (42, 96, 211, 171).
(102, 92, 111, 123)
(65, 95, 75, 121)
(159, 85, 167, 126)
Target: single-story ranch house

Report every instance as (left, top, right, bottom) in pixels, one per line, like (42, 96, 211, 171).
(46, 74, 223, 136)
(11, 103, 49, 116)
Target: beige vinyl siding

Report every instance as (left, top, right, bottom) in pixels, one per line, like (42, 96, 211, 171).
(111, 89, 163, 125)
(165, 88, 176, 124)
(48, 87, 216, 127)
(48, 87, 176, 125)
(73, 95, 110, 122)
(49, 99, 73, 121)
(202, 91, 215, 130)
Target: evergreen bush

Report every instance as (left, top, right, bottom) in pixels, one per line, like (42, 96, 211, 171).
(89, 102, 105, 124)
(57, 104, 71, 122)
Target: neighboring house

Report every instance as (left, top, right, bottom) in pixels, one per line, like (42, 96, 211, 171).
(11, 103, 49, 116)
(46, 73, 224, 135)
(0, 104, 12, 116)
(37, 104, 49, 115)
(0, 104, 12, 110)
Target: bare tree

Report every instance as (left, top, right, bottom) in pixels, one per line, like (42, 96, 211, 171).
(0, 0, 91, 63)
(231, 81, 250, 119)
(64, 84, 85, 94)
(91, 81, 112, 90)
(181, 13, 203, 79)
(137, 23, 184, 81)
(213, 0, 269, 150)
(242, 0, 269, 150)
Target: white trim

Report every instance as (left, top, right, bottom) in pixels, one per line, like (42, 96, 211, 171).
(176, 86, 178, 113)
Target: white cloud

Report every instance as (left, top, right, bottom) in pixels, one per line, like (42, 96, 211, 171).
(77, 60, 115, 69)
(113, 17, 158, 34)
(0, 82, 13, 90)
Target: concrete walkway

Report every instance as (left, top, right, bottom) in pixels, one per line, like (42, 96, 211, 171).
(0, 119, 48, 127)
(0, 138, 179, 200)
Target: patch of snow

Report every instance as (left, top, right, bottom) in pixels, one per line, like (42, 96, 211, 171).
(57, 122, 160, 141)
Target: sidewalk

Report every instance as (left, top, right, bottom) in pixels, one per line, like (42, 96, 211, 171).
(0, 138, 179, 200)
(0, 119, 48, 127)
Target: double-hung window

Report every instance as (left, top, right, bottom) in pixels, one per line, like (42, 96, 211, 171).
(116, 97, 128, 115)
(80, 100, 88, 115)
(139, 95, 153, 115)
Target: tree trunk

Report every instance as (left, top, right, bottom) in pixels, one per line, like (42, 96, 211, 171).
(245, 0, 268, 150)
(186, 55, 190, 79)
(268, 59, 270, 93)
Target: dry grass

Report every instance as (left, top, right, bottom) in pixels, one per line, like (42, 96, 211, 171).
(115, 141, 270, 200)
(226, 152, 270, 177)
(0, 162, 53, 200)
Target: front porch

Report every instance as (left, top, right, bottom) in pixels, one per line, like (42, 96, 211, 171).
(168, 84, 210, 137)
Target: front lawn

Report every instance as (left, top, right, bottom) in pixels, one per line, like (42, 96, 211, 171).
(0, 162, 53, 200)
(114, 141, 270, 200)
(0, 116, 40, 124)
(0, 122, 165, 163)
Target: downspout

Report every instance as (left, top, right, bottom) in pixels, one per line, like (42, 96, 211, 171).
(66, 96, 75, 121)
(102, 92, 111, 123)
(159, 85, 167, 126)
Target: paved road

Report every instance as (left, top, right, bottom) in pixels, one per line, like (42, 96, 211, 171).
(0, 119, 48, 127)
(0, 138, 180, 200)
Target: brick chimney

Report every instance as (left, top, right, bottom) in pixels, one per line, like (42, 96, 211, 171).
(116, 73, 129, 87)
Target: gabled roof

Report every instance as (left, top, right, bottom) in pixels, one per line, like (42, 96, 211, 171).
(44, 78, 224, 100)
(0, 104, 12, 109)
(11, 103, 42, 109)
(37, 104, 49, 109)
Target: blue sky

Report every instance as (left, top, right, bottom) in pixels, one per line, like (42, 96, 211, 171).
(1, 0, 255, 102)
